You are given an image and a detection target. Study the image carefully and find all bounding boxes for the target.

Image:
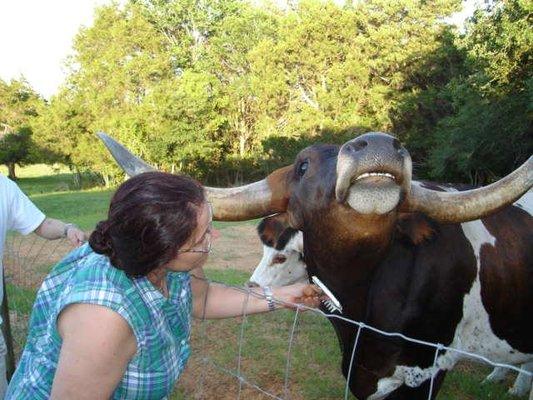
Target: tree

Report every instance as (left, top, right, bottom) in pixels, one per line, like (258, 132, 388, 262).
(32, 0, 527, 186)
(248, 0, 461, 162)
(425, 0, 532, 183)
(0, 79, 42, 179)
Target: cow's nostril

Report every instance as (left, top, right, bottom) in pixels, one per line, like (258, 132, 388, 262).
(351, 140, 368, 151)
(393, 138, 401, 150)
(246, 280, 260, 288)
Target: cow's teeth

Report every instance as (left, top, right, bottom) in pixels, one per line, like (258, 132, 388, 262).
(355, 172, 395, 181)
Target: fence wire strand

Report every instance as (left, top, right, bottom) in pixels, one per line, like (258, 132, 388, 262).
(344, 323, 364, 400)
(283, 306, 300, 400)
(236, 290, 250, 400)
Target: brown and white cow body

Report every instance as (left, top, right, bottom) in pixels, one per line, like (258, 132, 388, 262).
(99, 131, 533, 399)
(250, 194, 533, 398)
(363, 186, 533, 399)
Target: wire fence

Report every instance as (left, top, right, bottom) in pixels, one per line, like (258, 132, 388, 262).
(2, 233, 72, 378)
(2, 233, 532, 399)
(184, 274, 532, 400)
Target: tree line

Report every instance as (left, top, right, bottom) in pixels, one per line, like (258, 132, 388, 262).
(0, 0, 531, 186)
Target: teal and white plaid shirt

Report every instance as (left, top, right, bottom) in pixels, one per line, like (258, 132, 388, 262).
(6, 243, 192, 400)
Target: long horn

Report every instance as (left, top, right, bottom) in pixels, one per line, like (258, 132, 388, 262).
(97, 132, 290, 221)
(97, 132, 155, 176)
(405, 156, 532, 223)
(205, 166, 291, 221)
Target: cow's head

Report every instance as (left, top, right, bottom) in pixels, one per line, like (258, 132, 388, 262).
(247, 213, 306, 287)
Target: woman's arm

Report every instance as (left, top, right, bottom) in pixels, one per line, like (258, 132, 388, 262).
(51, 303, 137, 399)
(34, 217, 86, 246)
(190, 267, 321, 319)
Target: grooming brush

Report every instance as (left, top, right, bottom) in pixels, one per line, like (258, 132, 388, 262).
(311, 276, 343, 314)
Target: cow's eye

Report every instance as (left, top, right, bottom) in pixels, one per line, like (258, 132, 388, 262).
(298, 160, 309, 177)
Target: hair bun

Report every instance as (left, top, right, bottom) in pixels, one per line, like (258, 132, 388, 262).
(89, 221, 114, 256)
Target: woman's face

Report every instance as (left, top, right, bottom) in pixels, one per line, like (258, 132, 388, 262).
(165, 201, 219, 272)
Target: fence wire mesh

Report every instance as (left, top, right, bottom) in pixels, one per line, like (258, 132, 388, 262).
(2, 234, 531, 400)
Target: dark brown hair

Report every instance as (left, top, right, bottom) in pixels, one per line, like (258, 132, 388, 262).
(89, 172, 205, 277)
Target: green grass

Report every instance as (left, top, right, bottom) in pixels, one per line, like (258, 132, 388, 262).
(30, 189, 114, 231)
(2, 164, 113, 230)
(6, 284, 37, 316)
(0, 164, 102, 195)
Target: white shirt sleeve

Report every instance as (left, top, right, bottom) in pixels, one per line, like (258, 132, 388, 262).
(5, 177, 46, 235)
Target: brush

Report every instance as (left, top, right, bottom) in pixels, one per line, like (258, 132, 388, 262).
(311, 275, 343, 314)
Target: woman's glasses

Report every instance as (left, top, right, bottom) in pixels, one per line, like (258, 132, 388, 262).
(177, 203, 213, 254)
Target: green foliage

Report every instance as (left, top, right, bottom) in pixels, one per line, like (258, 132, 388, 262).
(0, 129, 31, 167)
(20, 0, 530, 185)
(413, 0, 532, 183)
(0, 79, 43, 178)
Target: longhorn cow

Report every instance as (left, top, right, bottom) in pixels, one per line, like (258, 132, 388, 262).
(98, 132, 532, 399)
(250, 212, 533, 398)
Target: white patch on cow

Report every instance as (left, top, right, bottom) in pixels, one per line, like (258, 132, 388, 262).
(249, 233, 307, 287)
(368, 375, 403, 400)
(369, 191, 533, 399)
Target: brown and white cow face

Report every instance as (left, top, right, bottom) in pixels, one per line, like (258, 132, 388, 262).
(286, 133, 411, 246)
(283, 134, 414, 299)
(248, 214, 307, 287)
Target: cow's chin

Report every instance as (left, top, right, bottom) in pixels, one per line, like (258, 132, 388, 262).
(346, 181, 401, 215)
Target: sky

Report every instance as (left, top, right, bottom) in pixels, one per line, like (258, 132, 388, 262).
(0, 0, 114, 99)
(0, 0, 481, 100)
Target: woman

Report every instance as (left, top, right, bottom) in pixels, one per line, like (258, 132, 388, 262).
(6, 172, 321, 399)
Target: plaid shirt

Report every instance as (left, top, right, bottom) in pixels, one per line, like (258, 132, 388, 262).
(6, 243, 192, 400)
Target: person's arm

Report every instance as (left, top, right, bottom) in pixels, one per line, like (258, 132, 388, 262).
(51, 303, 137, 399)
(190, 267, 321, 319)
(34, 218, 86, 246)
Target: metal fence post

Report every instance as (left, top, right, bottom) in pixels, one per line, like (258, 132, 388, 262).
(1, 278, 16, 380)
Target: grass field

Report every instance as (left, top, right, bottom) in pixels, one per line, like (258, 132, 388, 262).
(1, 165, 528, 399)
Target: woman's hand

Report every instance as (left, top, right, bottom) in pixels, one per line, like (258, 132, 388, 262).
(66, 225, 87, 247)
(273, 283, 324, 310)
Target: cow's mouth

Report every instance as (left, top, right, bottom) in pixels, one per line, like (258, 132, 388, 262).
(345, 173, 401, 215)
(335, 167, 404, 215)
(353, 171, 397, 184)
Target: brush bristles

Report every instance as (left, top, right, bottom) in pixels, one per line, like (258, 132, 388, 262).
(323, 299, 341, 313)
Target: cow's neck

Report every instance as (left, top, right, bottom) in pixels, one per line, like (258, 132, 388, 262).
(304, 212, 397, 320)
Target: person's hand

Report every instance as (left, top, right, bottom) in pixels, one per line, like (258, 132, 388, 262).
(66, 226, 86, 247)
(274, 283, 324, 310)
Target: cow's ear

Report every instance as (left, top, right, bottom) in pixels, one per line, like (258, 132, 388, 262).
(287, 198, 304, 229)
(396, 212, 438, 245)
(288, 210, 304, 230)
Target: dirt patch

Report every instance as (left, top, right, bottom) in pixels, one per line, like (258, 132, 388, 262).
(205, 225, 263, 273)
(3, 235, 74, 289)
